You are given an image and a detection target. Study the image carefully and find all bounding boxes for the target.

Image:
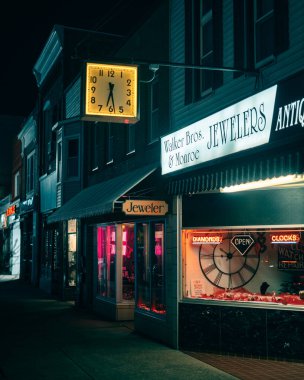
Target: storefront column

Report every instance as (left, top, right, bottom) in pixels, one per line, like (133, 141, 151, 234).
(31, 211, 39, 286)
(176, 194, 182, 303)
(115, 224, 123, 303)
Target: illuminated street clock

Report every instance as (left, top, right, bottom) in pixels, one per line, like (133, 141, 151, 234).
(84, 62, 139, 123)
(199, 237, 260, 289)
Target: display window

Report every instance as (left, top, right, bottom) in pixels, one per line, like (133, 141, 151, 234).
(66, 219, 77, 287)
(182, 228, 304, 307)
(136, 222, 166, 316)
(122, 223, 135, 301)
(96, 225, 116, 298)
(95, 221, 166, 314)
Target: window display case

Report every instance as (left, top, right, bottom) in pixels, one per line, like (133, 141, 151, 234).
(94, 220, 166, 320)
(66, 219, 77, 287)
(97, 225, 116, 298)
(122, 223, 135, 301)
(136, 222, 166, 315)
(182, 228, 304, 308)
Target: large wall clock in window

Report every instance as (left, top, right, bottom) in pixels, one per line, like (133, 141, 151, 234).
(199, 235, 260, 289)
(83, 62, 139, 124)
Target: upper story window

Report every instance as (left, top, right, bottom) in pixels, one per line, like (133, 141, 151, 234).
(90, 123, 102, 171)
(26, 152, 34, 194)
(148, 78, 160, 144)
(56, 140, 62, 183)
(233, 0, 254, 78)
(254, 0, 289, 68)
(126, 123, 135, 154)
(106, 123, 113, 164)
(185, 0, 223, 104)
(66, 138, 79, 178)
(14, 171, 21, 199)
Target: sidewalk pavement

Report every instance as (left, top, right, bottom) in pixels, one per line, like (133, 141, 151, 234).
(0, 277, 238, 380)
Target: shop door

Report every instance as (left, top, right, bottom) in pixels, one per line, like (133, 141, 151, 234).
(122, 223, 135, 301)
(21, 228, 32, 281)
(10, 222, 21, 275)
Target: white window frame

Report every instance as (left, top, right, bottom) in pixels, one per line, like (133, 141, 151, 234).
(254, 0, 275, 68)
(65, 136, 80, 180)
(26, 151, 35, 195)
(200, 1, 213, 96)
(148, 77, 160, 144)
(126, 123, 136, 155)
(106, 123, 114, 165)
(14, 171, 21, 198)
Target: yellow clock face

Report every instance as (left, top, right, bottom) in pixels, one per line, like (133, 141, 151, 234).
(85, 63, 138, 123)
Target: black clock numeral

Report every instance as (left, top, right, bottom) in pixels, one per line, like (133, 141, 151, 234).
(205, 263, 216, 274)
(108, 105, 114, 113)
(119, 106, 124, 113)
(120, 71, 123, 78)
(214, 272, 223, 286)
(228, 274, 233, 289)
(108, 70, 115, 77)
(243, 263, 256, 274)
(126, 100, 131, 106)
(90, 76, 97, 83)
(91, 97, 96, 104)
(237, 271, 245, 284)
(98, 105, 103, 111)
(99, 69, 103, 76)
(91, 86, 96, 93)
(127, 79, 132, 86)
(126, 89, 131, 96)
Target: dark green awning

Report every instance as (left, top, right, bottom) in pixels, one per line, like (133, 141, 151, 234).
(47, 164, 157, 223)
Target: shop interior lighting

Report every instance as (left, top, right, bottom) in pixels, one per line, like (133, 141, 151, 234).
(220, 174, 304, 193)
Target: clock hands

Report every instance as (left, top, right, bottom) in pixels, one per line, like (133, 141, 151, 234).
(219, 247, 237, 260)
(106, 82, 115, 112)
(219, 248, 228, 255)
(200, 237, 260, 290)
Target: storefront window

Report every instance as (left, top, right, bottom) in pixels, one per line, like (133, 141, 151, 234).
(122, 223, 135, 300)
(136, 222, 166, 316)
(182, 228, 304, 307)
(97, 225, 116, 298)
(66, 219, 77, 287)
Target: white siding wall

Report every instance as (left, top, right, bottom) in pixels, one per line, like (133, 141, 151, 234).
(170, 0, 304, 132)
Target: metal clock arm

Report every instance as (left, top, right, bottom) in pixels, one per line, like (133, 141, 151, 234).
(106, 82, 116, 112)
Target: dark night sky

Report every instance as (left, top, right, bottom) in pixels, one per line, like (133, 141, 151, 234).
(0, 0, 159, 117)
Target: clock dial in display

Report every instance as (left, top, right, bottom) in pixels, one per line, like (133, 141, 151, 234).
(85, 63, 138, 123)
(199, 236, 260, 289)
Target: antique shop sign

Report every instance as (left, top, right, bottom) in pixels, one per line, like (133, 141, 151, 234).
(122, 200, 168, 216)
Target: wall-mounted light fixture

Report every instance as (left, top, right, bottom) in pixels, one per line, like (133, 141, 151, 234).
(220, 174, 304, 193)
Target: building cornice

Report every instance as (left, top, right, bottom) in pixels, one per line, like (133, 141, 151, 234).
(33, 25, 63, 87)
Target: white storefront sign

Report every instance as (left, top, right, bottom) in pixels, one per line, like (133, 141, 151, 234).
(161, 86, 277, 175)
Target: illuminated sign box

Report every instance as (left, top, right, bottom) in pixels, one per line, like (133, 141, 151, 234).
(6, 205, 16, 217)
(231, 234, 255, 256)
(122, 200, 168, 216)
(161, 71, 304, 176)
(161, 86, 277, 175)
(82, 62, 139, 124)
